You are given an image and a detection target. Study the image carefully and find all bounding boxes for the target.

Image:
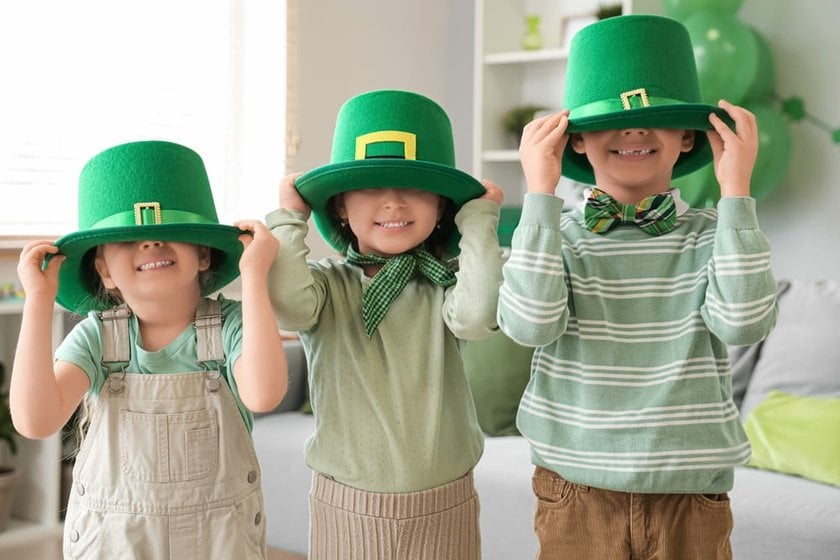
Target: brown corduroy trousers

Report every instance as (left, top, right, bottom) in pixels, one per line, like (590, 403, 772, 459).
(532, 466, 733, 560)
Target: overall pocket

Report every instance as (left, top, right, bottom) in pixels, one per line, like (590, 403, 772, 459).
(532, 466, 581, 510)
(64, 507, 105, 559)
(119, 408, 219, 482)
(203, 490, 266, 559)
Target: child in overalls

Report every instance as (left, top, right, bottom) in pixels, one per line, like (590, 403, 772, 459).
(267, 89, 504, 559)
(11, 140, 287, 559)
(497, 16, 779, 559)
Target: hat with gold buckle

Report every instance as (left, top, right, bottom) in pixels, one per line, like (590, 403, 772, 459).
(54, 140, 243, 315)
(294, 89, 485, 254)
(562, 14, 733, 184)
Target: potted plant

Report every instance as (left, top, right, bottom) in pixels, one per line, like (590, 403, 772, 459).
(596, 3, 623, 20)
(501, 104, 547, 147)
(0, 362, 21, 532)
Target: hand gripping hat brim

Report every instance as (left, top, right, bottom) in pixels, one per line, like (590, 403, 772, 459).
(294, 90, 486, 253)
(54, 141, 243, 315)
(561, 15, 733, 185)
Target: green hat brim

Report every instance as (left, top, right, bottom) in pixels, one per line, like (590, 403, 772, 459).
(562, 104, 732, 185)
(54, 224, 243, 315)
(296, 159, 486, 253)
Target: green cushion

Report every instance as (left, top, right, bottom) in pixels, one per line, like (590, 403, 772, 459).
(744, 390, 840, 487)
(497, 206, 522, 247)
(462, 331, 534, 436)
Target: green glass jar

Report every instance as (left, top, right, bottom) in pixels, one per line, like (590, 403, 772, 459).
(522, 15, 543, 50)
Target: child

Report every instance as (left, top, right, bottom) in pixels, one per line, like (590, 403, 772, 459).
(11, 140, 287, 559)
(497, 15, 778, 560)
(267, 89, 504, 559)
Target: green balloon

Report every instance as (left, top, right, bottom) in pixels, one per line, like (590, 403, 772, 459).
(743, 28, 775, 103)
(673, 162, 718, 208)
(745, 102, 792, 199)
(684, 11, 759, 105)
(661, 0, 743, 20)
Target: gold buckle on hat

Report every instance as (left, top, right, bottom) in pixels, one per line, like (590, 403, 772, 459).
(354, 130, 417, 160)
(620, 88, 650, 110)
(134, 202, 162, 225)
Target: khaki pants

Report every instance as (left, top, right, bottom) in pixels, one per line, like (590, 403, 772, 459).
(309, 471, 481, 560)
(532, 466, 733, 560)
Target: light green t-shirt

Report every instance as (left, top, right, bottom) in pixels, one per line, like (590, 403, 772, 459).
(54, 295, 253, 431)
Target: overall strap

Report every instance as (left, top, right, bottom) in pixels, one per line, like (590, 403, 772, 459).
(98, 299, 226, 393)
(99, 304, 132, 371)
(99, 304, 131, 393)
(195, 298, 225, 368)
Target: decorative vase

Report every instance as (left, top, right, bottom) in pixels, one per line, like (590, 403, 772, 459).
(521, 15, 543, 50)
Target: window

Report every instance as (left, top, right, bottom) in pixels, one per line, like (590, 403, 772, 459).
(0, 0, 288, 240)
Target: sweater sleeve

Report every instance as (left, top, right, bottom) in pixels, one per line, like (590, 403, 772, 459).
(497, 193, 569, 347)
(443, 198, 504, 341)
(266, 208, 328, 332)
(702, 197, 778, 346)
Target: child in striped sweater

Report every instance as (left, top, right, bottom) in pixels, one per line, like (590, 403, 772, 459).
(497, 15, 778, 560)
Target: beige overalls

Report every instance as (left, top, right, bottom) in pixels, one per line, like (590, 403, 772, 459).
(63, 300, 266, 559)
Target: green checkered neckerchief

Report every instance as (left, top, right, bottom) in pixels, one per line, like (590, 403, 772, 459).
(345, 245, 457, 337)
(583, 188, 677, 235)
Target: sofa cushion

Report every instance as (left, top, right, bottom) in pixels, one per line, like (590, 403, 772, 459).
(728, 341, 763, 410)
(253, 411, 314, 555)
(462, 330, 534, 436)
(739, 279, 840, 419)
(744, 390, 840, 487)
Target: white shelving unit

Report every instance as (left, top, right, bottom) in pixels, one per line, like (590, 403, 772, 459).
(0, 302, 66, 559)
(472, 0, 660, 207)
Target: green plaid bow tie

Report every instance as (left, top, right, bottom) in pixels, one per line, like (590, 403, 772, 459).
(583, 188, 677, 235)
(345, 245, 457, 337)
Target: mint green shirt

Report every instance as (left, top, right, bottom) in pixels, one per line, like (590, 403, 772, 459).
(498, 194, 778, 494)
(267, 199, 503, 493)
(55, 295, 253, 431)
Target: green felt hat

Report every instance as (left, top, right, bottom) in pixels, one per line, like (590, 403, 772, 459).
(295, 89, 485, 253)
(562, 14, 731, 185)
(54, 140, 243, 315)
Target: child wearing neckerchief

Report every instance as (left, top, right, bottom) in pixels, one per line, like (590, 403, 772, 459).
(497, 15, 778, 559)
(267, 89, 504, 559)
(12, 140, 286, 559)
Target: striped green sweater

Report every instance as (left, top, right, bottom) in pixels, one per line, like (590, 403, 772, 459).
(498, 193, 778, 494)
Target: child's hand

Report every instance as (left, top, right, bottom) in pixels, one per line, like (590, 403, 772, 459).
(479, 179, 504, 206)
(236, 220, 279, 276)
(280, 172, 310, 217)
(707, 100, 759, 198)
(17, 240, 64, 300)
(519, 110, 570, 195)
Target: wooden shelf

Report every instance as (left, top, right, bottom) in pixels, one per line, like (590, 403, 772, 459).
(0, 307, 66, 556)
(482, 150, 519, 163)
(484, 48, 569, 65)
(472, 0, 652, 205)
(0, 301, 25, 316)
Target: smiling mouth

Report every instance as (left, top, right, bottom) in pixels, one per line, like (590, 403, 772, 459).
(614, 149, 654, 156)
(377, 221, 411, 229)
(138, 260, 174, 271)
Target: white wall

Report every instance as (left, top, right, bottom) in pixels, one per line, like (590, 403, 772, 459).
(293, 0, 473, 258)
(295, 1, 840, 281)
(738, 0, 840, 281)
